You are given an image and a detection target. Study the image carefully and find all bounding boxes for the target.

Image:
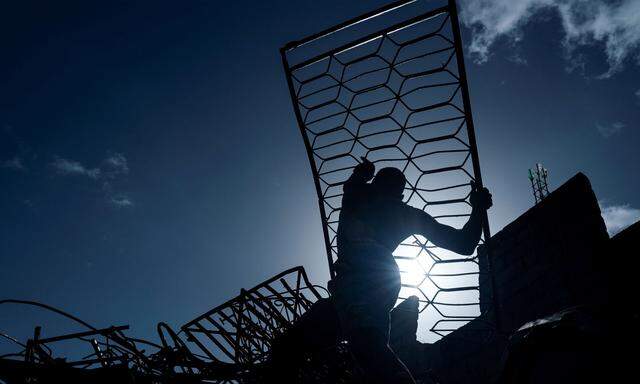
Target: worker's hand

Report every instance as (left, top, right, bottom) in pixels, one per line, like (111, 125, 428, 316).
(354, 157, 375, 180)
(470, 182, 493, 210)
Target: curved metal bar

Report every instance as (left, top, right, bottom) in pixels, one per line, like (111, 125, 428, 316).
(0, 299, 97, 331)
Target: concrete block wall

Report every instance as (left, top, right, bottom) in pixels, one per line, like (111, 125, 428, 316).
(602, 220, 640, 306)
(478, 173, 610, 332)
(408, 173, 621, 383)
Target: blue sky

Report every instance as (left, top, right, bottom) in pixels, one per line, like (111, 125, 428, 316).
(1, 0, 639, 353)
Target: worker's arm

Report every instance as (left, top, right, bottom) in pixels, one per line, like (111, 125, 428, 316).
(411, 184, 492, 255)
(344, 157, 374, 196)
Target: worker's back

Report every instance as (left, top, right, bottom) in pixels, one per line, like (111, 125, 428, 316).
(336, 183, 410, 274)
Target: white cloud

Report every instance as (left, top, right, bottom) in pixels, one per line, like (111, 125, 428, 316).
(596, 121, 625, 138)
(51, 157, 101, 179)
(599, 201, 640, 236)
(51, 153, 130, 180)
(460, 0, 640, 76)
(1, 156, 26, 171)
(102, 152, 129, 178)
(110, 194, 134, 207)
(460, 0, 551, 64)
(51, 153, 133, 208)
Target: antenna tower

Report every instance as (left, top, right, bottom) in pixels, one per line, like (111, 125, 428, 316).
(528, 163, 550, 204)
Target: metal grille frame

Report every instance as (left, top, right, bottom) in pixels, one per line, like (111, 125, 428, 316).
(281, 0, 495, 342)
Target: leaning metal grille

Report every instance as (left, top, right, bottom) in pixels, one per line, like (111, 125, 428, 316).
(181, 267, 325, 365)
(282, 0, 492, 342)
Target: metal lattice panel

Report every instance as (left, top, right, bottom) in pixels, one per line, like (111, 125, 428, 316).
(281, 0, 492, 342)
(181, 267, 326, 365)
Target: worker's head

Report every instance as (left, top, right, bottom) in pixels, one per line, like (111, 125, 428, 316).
(372, 167, 406, 199)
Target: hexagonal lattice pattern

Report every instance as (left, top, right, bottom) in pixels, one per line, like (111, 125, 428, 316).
(282, 2, 491, 342)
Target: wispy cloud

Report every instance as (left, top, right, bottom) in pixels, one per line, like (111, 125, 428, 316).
(102, 181, 134, 208)
(110, 195, 134, 207)
(599, 201, 640, 236)
(51, 157, 101, 179)
(635, 89, 640, 104)
(51, 153, 133, 207)
(102, 153, 129, 178)
(596, 121, 625, 138)
(460, 0, 640, 77)
(1, 156, 26, 171)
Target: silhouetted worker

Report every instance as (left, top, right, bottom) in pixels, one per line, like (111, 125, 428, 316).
(329, 158, 492, 383)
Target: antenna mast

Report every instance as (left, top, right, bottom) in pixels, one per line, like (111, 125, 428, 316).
(528, 163, 550, 204)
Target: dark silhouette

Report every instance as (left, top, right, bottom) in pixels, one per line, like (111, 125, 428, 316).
(328, 158, 492, 383)
(6, 173, 638, 384)
(266, 159, 492, 383)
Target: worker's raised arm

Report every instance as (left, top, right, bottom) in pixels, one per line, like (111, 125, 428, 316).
(344, 157, 375, 196)
(410, 184, 492, 255)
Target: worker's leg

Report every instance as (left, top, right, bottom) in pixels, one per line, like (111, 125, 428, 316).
(334, 276, 415, 383)
(348, 325, 416, 384)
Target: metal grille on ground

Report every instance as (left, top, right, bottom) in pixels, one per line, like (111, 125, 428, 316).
(0, 268, 330, 383)
(181, 267, 326, 365)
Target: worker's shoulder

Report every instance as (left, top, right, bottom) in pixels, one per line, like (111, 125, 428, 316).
(397, 200, 419, 210)
(397, 202, 433, 219)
